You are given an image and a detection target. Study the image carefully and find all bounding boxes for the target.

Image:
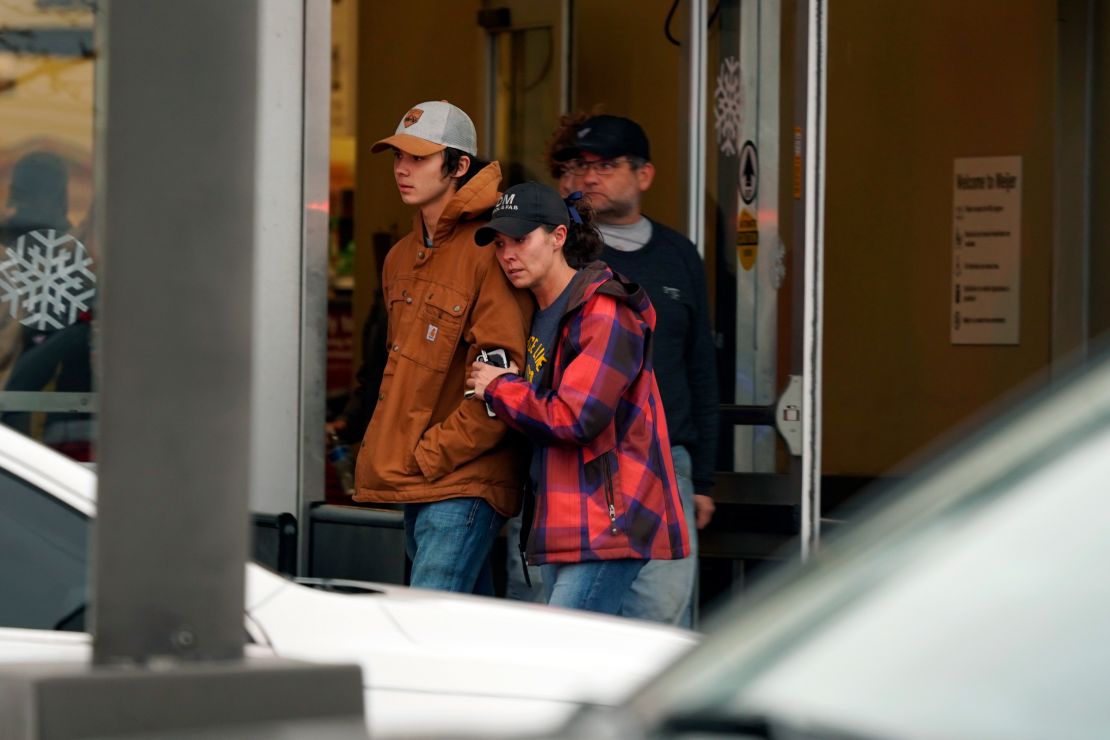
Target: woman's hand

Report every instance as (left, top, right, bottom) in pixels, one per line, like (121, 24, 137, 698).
(468, 359, 519, 401)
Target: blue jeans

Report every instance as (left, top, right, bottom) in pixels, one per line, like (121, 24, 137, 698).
(404, 497, 505, 595)
(540, 559, 646, 615)
(618, 445, 698, 627)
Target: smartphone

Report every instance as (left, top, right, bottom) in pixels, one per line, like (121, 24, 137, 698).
(478, 348, 509, 368)
(465, 348, 509, 417)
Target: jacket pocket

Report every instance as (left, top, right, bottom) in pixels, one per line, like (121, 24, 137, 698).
(402, 282, 470, 372)
(386, 276, 416, 337)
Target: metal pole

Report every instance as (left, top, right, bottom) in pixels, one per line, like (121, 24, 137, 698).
(685, 0, 708, 254)
(791, 0, 826, 560)
(93, 0, 261, 663)
(1051, 0, 1094, 376)
(800, 0, 826, 559)
(297, 0, 332, 571)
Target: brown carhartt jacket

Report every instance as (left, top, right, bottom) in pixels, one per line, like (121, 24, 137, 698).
(353, 162, 532, 516)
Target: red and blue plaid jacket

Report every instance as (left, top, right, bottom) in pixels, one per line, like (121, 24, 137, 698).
(485, 263, 690, 565)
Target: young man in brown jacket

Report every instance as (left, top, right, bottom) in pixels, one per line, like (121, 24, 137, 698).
(353, 101, 532, 594)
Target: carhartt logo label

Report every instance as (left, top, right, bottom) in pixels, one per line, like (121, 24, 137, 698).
(403, 108, 423, 128)
(425, 324, 438, 342)
(494, 193, 518, 213)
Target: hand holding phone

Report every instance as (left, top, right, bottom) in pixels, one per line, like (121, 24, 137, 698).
(466, 348, 509, 416)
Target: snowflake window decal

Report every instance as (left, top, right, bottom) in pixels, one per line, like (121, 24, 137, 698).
(714, 56, 743, 157)
(0, 230, 96, 331)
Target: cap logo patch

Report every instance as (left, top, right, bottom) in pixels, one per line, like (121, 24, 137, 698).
(403, 108, 424, 128)
(494, 193, 518, 213)
(577, 128, 591, 138)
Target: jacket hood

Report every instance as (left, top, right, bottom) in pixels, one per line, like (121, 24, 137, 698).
(422, 161, 503, 244)
(566, 261, 656, 330)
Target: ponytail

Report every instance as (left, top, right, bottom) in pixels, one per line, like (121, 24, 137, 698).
(557, 192, 605, 268)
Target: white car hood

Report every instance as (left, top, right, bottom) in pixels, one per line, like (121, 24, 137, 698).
(246, 568, 696, 707)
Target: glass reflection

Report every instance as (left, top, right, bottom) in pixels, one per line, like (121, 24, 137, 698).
(0, 0, 97, 461)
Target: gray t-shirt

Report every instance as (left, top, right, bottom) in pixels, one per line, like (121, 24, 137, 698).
(598, 217, 652, 252)
(524, 280, 573, 388)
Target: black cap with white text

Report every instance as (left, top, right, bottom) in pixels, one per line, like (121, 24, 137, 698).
(475, 182, 569, 246)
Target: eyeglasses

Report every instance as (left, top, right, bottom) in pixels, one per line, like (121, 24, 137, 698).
(562, 157, 632, 177)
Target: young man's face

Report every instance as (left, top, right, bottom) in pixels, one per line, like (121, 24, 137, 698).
(491, 225, 565, 293)
(565, 151, 654, 225)
(392, 149, 455, 210)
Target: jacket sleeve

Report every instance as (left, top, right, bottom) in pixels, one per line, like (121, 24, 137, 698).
(486, 294, 644, 446)
(685, 247, 720, 494)
(411, 258, 531, 482)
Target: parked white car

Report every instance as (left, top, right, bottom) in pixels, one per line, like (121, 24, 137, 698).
(0, 424, 696, 738)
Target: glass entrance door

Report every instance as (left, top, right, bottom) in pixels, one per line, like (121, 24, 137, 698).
(701, 0, 826, 577)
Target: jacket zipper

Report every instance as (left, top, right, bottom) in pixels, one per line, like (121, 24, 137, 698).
(602, 454, 619, 535)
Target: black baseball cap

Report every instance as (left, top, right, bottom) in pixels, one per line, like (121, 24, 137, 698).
(475, 181, 569, 246)
(553, 114, 651, 162)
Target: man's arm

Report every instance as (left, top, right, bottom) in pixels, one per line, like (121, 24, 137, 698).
(486, 295, 643, 446)
(411, 260, 531, 481)
(685, 245, 720, 498)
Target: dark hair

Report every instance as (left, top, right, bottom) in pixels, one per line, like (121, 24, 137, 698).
(8, 151, 68, 225)
(546, 195, 604, 268)
(542, 110, 594, 179)
(442, 147, 490, 191)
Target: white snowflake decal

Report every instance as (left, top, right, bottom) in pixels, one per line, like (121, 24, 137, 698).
(0, 230, 96, 331)
(714, 56, 743, 157)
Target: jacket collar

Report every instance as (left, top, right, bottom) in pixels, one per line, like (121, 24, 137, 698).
(411, 161, 503, 246)
(564, 261, 656, 329)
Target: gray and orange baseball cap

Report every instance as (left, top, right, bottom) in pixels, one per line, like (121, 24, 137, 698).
(371, 101, 478, 157)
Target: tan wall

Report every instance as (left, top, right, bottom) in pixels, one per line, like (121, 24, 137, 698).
(822, 1, 1057, 475)
(573, 0, 685, 228)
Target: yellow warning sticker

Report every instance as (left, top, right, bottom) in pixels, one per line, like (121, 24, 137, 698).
(736, 208, 758, 271)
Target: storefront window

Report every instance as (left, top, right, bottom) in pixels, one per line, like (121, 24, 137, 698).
(0, 0, 97, 462)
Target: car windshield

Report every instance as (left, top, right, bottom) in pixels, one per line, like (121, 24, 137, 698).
(625, 355, 1110, 739)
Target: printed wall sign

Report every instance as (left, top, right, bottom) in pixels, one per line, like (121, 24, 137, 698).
(951, 156, 1022, 345)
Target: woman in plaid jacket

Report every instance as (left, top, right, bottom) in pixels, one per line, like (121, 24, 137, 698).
(469, 181, 689, 615)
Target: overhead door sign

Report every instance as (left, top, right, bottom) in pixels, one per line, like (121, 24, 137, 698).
(951, 156, 1022, 345)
